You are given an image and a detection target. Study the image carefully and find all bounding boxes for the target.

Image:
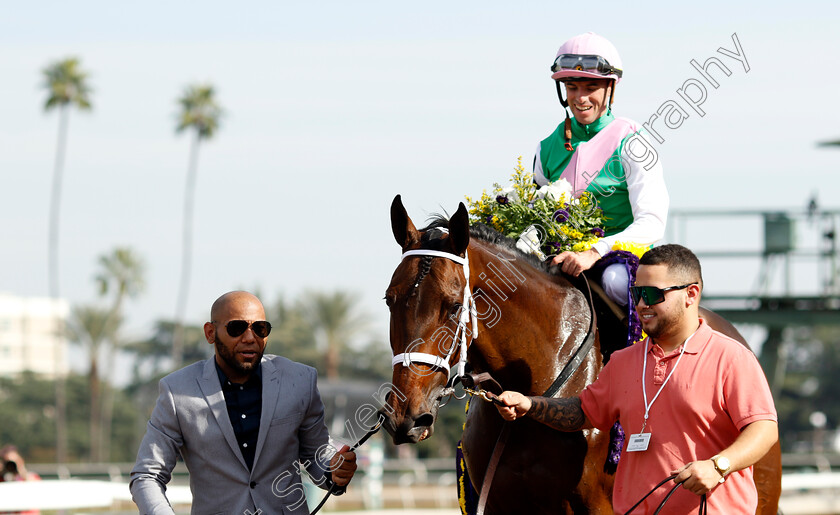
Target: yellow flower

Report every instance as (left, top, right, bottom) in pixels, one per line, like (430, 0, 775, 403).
(612, 241, 650, 258)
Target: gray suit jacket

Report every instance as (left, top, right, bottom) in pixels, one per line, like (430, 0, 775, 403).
(129, 355, 332, 514)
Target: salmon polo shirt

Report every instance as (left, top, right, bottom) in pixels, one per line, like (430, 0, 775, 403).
(580, 319, 777, 515)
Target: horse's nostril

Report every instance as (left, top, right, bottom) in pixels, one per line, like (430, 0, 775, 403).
(414, 413, 435, 428)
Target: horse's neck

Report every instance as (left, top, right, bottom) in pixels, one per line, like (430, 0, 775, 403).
(468, 242, 598, 396)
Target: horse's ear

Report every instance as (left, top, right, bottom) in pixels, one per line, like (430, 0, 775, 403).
(391, 194, 420, 249)
(448, 202, 470, 256)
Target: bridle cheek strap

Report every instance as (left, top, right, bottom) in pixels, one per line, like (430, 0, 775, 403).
(391, 249, 478, 381)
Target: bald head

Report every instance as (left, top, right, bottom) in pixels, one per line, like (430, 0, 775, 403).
(205, 291, 268, 382)
(210, 291, 264, 322)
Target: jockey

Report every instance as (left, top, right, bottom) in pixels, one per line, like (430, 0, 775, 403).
(535, 32, 669, 306)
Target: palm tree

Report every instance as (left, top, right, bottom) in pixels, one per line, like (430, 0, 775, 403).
(42, 56, 92, 464)
(94, 247, 145, 461)
(65, 305, 118, 462)
(172, 84, 222, 369)
(302, 291, 370, 380)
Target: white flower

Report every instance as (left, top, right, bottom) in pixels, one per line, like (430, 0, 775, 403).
(499, 186, 519, 203)
(515, 225, 546, 260)
(536, 179, 573, 203)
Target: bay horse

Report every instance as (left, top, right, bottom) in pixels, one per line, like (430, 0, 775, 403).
(381, 195, 781, 514)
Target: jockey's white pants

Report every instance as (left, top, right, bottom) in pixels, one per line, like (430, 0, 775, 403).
(601, 263, 629, 306)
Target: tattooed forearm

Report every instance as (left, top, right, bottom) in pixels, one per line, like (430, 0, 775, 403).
(526, 396, 586, 431)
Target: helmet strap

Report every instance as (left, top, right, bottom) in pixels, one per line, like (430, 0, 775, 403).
(556, 80, 573, 151)
(555, 80, 569, 108)
(563, 112, 573, 152)
(608, 80, 616, 106)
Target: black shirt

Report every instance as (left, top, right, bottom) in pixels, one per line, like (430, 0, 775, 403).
(215, 361, 262, 470)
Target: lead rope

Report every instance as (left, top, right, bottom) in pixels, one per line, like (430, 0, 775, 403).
(622, 474, 708, 515)
(309, 413, 386, 515)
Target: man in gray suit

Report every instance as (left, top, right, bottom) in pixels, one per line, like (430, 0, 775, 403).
(130, 291, 356, 514)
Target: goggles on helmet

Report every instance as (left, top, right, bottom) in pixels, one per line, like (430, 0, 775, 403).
(551, 54, 623, 78)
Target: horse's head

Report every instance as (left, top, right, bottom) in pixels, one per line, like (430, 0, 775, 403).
(380, 195, 470, 444)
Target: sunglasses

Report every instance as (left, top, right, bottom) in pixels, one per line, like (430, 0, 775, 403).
(551, 54, 623, 78)
(221, 320, 272, 338)
(630, 283, 697, 306)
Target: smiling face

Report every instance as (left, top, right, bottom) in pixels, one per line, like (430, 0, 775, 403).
(634, 264, 700, 350)
(564, 79, 612, 125)
(204, 291, 268, 383)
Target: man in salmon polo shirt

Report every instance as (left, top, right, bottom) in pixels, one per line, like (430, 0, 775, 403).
(495, 244, 778, 514)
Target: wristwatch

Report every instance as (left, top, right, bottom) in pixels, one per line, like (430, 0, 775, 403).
(711, 454, 731, 484)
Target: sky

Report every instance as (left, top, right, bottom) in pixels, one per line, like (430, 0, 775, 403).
(2, 0, 839, 360)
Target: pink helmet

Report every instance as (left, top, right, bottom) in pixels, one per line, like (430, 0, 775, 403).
(550, 32, 623, 83)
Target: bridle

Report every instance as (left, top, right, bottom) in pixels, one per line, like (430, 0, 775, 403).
(389, 242, 601, 515)
(389, 244, 599, 398)
(390, 248, 478, 383)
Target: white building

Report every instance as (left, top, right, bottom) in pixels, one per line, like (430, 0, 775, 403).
(0, 293, 69, 378)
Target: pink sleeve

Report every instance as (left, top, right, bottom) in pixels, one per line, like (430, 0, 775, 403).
(580, 360, 620, 431)
(723, 346, 778, 430)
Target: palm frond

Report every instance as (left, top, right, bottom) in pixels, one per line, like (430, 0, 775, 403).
(41, 57, 93, 111)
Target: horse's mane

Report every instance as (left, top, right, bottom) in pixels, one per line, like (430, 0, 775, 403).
(420, 215, 556, 276)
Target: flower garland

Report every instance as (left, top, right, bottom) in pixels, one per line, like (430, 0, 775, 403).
(466, 157, 605, 259)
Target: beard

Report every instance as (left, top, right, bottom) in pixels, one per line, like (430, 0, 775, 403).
(642, 302, 685, 341)
(215, 336, 264, 377)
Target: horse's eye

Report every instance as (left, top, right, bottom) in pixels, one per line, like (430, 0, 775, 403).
(384, 294, 396, 308)
(450, 302, 463, 317)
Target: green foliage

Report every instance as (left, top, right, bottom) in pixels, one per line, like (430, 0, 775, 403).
(65, 305, 119, 350)
(264, 292, 391, 382)
(96, 247, 145, 299)
(293, 290, 372, 380)
(0, 373, 137, 462)
(41, 57, 92, 111)
(176, 84, 222, 139)
(123, 320, 212, 386)
(465, 157, 604, 256)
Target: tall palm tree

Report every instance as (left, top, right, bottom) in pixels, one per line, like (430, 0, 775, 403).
(302, 291, 370, 380)
(95, 247, 145, 461)
(173, 84, 222, 369)
(42, 57, 92, 464)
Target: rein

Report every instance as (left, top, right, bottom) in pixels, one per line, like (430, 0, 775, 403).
(309, 413, 386, 515)
(474, 274, 598, 515)
(623, 474, 708, 515)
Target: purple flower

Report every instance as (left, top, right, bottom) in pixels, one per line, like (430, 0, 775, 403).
(591, 227, 605, 237)
(552, 209, 570, 223)
(485, 215, 494, 224)
(496, 195, 509, 205)
(550, 242, 563, 251)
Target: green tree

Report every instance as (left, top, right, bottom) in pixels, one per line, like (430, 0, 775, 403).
(94, 247, 145, 461)
(125, 320, 211, 384)
(301, 290, 370, 380)
(265, 293, 320, 367)
(65, 305, 118, 462)
(172, 84, 222, 369)
(123, 320, 212, 445)
(42, 56, 92, 464)
(0, 372, 140, 463)
(265, 292, 390, 380)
